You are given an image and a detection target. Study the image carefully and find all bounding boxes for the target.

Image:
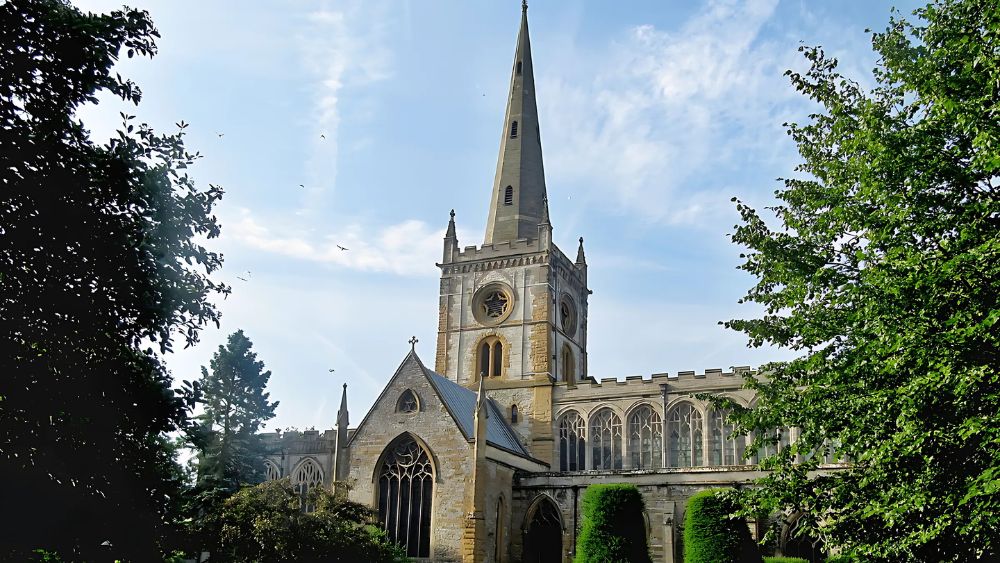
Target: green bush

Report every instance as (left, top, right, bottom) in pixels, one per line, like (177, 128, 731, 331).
(824, 556, 857, 563)
(574, 484, 652, 563)
(683, 489, 761, 563)
(763, 558, 809, 563)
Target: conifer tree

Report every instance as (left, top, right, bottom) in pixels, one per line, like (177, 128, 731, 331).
(195, 330, 278, 496)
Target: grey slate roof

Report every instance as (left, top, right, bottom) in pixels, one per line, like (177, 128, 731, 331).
(423, 367, 530, 458)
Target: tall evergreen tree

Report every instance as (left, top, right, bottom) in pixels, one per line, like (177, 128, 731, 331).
(0, 0, 227, 560)
(725, 0, 1000, 560)
(195, 330, 278, 497)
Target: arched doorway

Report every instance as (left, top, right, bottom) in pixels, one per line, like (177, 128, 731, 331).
(523, 496, 563, 563)
(781, 513, 827, 562)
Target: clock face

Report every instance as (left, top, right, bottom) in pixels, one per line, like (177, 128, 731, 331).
(559, 296, 577, 336)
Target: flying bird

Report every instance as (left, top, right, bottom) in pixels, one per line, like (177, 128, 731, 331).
(336, 245, 349, 251)
(236, 276, 247, 282)
(320, 134, 326, 139)
(216, 132, 224, 138)
(299, 184, 305, 188)
(328, 369, 335, 373)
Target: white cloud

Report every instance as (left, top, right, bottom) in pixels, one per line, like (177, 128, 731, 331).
(297, 3, 393, 209)
(227, 208, 454, 277)
(541, 0, 806, 226)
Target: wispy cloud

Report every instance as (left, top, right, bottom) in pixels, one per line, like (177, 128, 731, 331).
(542, 0, 806, 226)
(227, 208, 454, 277)
(297, 3, 393, 210)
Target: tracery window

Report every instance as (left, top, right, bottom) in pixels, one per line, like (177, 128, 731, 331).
(628, 405, 662, 469)
(397, 389, 419, 413)
(590, 408, 623, 470)
(377, 436, 433, 558)
(667, 402, 703, 467)
(709, 408, 747, 466)
(558, 411, 586, 471)
(755, 427, 791, 462)
(292, 458, 324, 512)
(264, 460, 281, 481)
(478, 336, 504, 378)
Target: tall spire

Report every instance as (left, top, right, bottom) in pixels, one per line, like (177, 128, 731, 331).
(483, 3, 548, 244)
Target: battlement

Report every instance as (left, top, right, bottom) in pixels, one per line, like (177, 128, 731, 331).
(450, 237, 545, 263)
(556, 366, 756, 392)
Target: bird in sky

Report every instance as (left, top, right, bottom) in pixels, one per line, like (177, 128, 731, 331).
(299, 184, 305, 188)
(336, 245, 349, 251)
(320, 134, 326, 139)
(328, 369, 335, 373)
(236, 276, 247, 282)
(216, 132, 224, 138)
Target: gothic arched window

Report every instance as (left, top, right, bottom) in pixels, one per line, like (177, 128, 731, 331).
(396, 389, 419, 413)
(511, 404, 519, 424)
(628, 405, 662, 469)
(264, 460, 281, 481)
(561, 344, 575, 382)
(377, 436, 433, 558)
(478, 336, 504, 378)
(510, 120, 518, 138)
(667, 402, 703, 467)
(590, 408, 623, 470)
(755, 427, 791, 463)
(709, 408, 747, 466)
(504, 185, 513, 205)
(292, 458, 324, 512)
(558, 411, 586, 471)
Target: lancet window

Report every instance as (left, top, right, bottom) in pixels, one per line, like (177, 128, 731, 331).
(292, 458, 324, 512)
(590, 408, 623, 470)
(628, 405, 662, 469)
(667, 402, 703, 467)
(377, 436, 433, 558)
(504, 185, 514, 205)
(478, 336, 504, 378)
(709, 408, 747, 466)
(558, 411, 586, 471)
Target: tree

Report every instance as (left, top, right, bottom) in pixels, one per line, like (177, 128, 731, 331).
(210, 479, 407, 563)
(195, 330, 278, 497)
(682, 489, 760, 563)
(0, 0, 227, 560)
(724, 0, 1000, 560)
(574, 484, 652, 563)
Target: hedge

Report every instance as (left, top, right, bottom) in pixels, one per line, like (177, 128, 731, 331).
(574, 484, 652, 563)
(683, 489, 761, 563)
(763, 558, 808, 563)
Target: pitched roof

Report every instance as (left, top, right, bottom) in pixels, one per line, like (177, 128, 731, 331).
(423, 368, 530, 458)
(347, 350, 531, 460)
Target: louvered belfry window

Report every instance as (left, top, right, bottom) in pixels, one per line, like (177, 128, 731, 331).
(504, 185, 513, 205)
(378, 437, 433, 558)
(510, 120, 518, 138)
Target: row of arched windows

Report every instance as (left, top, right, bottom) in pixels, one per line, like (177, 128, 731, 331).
(264, 457, 325, 512)
(557, 402, 786, 471)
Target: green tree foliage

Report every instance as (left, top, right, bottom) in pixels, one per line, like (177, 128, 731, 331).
(574, 484, 652, 563)
(725, 0, 1000, 560)
(195, 330, 278, 496)
(683, 489, 760, 563)
(0, 0, 227, 560)
(211, 478, 407, 563)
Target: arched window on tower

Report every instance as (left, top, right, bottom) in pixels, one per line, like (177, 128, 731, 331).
(377, 435, 433, 558)
(561, 344, 575, 382)
(667, 402, 704, 467)
(504, 185, 514, 205)
(558, 411, 586, 471)
(510, 120, 518, 138)
(478, 336, 504, 378)
(511, 404, 519, 423)
(292, 458, 324, 512)
(590, 408, 623, 470)
(516, 60, 522, 75)
(709, 408, 747, 466)
(628, 404, 662, 469)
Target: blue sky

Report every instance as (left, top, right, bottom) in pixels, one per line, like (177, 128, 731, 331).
(74, 0, 923, 431)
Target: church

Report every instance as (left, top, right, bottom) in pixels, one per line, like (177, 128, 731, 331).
(261, 4, 827, 562)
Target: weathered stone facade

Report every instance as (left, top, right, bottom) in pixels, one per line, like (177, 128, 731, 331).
(258, 5, 836, 562)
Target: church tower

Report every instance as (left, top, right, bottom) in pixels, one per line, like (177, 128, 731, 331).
(435, 3, 590, 465)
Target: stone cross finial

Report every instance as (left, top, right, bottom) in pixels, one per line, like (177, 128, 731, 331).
(409, 336, 419, 351)
(450, 209, 455, 219)
(522, 0, 527, 12)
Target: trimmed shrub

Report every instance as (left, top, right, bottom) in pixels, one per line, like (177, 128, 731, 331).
(574, 484, 652, 563)
(824, 556, 857, 563)
(764, 558, 809, 563)
(683, 489, 761, 563)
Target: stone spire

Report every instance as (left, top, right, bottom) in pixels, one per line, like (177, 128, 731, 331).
(442, 209, 458, 263)
(483, 2, 548, 244)
(576, 236, 586, 266)
(337, 382, 349, 426)
(334, 383, 350, 481)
